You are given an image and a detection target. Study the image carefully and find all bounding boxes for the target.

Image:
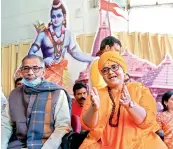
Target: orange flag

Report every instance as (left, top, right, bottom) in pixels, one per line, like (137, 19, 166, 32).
(100, 0, 127, 20)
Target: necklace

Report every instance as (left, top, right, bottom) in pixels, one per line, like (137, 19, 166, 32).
(49, 25, 65, 45)
(49, 25, 65, 59)
(108, 87, 121, 127)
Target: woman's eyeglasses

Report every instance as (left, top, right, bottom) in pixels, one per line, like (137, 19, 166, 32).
(101, 64, 119, 75)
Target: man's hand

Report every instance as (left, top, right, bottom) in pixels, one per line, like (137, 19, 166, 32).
(90, 87, 100, 111)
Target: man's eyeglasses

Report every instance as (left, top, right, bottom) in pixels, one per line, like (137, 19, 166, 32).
(101, 64, 119, 75)
(21, 66, 43, 73)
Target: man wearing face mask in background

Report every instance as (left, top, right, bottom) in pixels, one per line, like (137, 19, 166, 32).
(1, 54, 71, 149)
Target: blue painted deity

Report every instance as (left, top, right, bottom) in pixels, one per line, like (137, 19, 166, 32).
(28, 0, 95, 89)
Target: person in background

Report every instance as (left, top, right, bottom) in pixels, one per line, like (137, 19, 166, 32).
(14, 77, 23, 88)
(156, 101, 164, 112)
(71, 82, 88, 133)
(90, 36, 122, 90)
(124, 73, 131, 83)
(79, 51, 167, 149)
(72, 82, 88, 116)
(157, 91, 173, 149)
(1, 54, 71, 149)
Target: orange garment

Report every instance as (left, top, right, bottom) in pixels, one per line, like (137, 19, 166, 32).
(90, 59, 106, 89)
(157, 112, 173, 149)
(80, 82, 167, 149)
(72, 100, 83, 117)
(44, 59, 68, 86)
(90, 51, 126, 90)
(98, 51, 127, 73)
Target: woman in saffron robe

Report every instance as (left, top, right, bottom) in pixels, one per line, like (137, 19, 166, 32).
(79, 51, 167, 149)
(157, 91, 173, 149)
(90, 36, 122, 90)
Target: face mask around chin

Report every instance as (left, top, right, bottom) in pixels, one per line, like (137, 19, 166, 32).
(21, 78, 42, 87)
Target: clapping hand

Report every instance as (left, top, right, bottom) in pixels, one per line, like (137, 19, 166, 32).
(119, 85, 132, 108)
(90, 87, 100, 111)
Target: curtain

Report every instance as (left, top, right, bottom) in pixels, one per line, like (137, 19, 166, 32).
(16, 42, 33, 68)
(1, 32, 173, 97)
(1, 42, 32, 97)
(76, 34, 95, 53)
(117, 32, 173, 65)
(1, 44, 17, 97)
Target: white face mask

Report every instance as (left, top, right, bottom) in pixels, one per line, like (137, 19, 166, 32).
(21, 78, 42, 87)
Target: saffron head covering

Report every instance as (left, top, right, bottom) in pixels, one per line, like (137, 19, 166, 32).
(98, 51, 127, 73)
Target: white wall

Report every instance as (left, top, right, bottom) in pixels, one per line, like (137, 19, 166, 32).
(129, 5, 173, 34)
(130, 0, 173, 6)
(2, 0, 173, 44)
(1, 0, 100, 44)
(2, 0, 50, 43)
